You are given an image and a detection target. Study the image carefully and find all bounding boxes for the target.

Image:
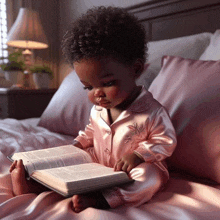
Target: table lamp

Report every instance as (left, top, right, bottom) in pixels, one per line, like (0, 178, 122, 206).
(7, 8, 48, 50)
(6, 8, 48, 88)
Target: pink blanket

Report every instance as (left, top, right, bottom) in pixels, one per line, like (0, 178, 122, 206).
(1, 119, 220, 219)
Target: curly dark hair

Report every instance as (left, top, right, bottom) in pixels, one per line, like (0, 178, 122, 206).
(62, 6, 147, 66)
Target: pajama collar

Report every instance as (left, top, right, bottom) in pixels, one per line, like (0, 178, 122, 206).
(95, 86, 154, 113)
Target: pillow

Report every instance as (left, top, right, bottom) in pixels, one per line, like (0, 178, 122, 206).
(137, 32, 212, 89)
(200, 29, 220, 60)
(136, 64, 158, 89)
(148, 32, 212, 73)
(38, 71, 93, 136)
(148, 56, 220, 183)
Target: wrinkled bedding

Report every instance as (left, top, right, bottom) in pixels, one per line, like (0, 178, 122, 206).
(0, 119, 220, 219)
(0, 118, 75, 171)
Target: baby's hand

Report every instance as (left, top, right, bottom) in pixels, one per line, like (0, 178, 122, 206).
(114, 153, 144, 173)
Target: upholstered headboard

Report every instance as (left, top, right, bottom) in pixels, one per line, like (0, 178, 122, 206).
(127, 0, 220, 40)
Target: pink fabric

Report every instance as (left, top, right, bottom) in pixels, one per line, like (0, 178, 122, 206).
(1, 172, 220, 219)
(102, 162, 167, 208)
(75, 87, 176, 208)
(0, 118, 75, 161)
(149, 56, 220, 183)
(1, 106, 220, 219)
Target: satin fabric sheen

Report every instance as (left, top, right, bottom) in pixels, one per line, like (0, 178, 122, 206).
(0, 115, 220, 219)
(75, 87, 177, 207)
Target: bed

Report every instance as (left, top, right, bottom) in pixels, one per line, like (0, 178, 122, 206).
(1, 0, 220, 219)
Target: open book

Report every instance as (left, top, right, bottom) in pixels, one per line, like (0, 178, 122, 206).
(8, 145, 133, 197)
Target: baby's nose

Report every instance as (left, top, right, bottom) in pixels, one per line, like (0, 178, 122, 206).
(94, 88, 104, 97)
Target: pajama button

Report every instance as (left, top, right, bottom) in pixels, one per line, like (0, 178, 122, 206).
(104, 148, 111, 155)
(106, 130, 111, 135)
(155, 155, 162, 161)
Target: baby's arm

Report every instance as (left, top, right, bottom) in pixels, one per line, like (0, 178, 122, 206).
(115, 107, 176, 174)
(134, 107, 177, 164)
(114, 153, 144, 173)
(73, 141, 83, 149)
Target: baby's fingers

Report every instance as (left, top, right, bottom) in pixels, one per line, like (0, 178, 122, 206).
(114, 160, 124, 171)
(122, 163, 130, 173)
(127, 165, 134, 173)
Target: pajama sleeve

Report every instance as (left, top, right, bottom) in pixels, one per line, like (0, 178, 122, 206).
(102, 107, 176, 208)
(74, 119, 99, 163)
(134, 107, 177, 163)
(74, 118, 94, 149)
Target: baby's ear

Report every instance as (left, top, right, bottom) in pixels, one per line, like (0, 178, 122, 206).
(133, 59, 146, 79)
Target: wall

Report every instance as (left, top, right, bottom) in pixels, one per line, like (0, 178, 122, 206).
(58, 0, 149, 85)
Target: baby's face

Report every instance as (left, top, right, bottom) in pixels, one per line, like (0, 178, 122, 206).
(73, 57, 138, 109)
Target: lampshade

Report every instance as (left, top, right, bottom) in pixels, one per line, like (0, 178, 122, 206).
(7, 8, 48, 49)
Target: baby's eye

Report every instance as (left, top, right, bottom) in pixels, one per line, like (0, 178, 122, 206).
(83, 86, 93, 91)
(103, 80, 116, 87)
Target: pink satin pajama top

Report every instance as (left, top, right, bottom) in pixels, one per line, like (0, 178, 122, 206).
(75, 87, 176, 171)
(75, 87, 177, 208)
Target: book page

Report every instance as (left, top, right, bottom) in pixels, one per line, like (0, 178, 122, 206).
(33, 163, 131, 196)
(11, 145, 93, 175)
(40, 163, 116, 182)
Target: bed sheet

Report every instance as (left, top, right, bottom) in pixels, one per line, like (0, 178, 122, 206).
(0, 119, 220, 219)
(1, 173, 220, 220)
(0, 118, 75, 175)
(19, 118, 41, 127)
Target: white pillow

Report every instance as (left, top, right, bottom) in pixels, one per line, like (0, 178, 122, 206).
(38, 71, 93, 136)
(199, 29, 220, 60)
(136, 64, 158, 89)
(136, 32, 212, 89)
(147, 32, 212, 74)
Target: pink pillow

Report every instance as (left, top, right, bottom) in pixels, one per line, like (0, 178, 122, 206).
(38, 71, 92, 136)
(149, 56, 220, 183)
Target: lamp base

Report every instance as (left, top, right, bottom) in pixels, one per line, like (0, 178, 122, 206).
(23, 71, 30, 88)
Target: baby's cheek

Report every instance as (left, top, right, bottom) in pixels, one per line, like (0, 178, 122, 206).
(106, 87, 120, 99)
(88, 91, 95, 104)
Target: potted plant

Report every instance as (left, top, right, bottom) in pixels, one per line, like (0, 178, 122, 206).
(30, 65, 53, 89)
(0, 49, 25, 87)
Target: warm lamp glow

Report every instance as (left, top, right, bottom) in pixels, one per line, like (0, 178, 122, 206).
(7, 8, 48, 49)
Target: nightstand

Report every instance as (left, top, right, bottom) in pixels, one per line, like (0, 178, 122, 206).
(0, 88, 57, 119)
